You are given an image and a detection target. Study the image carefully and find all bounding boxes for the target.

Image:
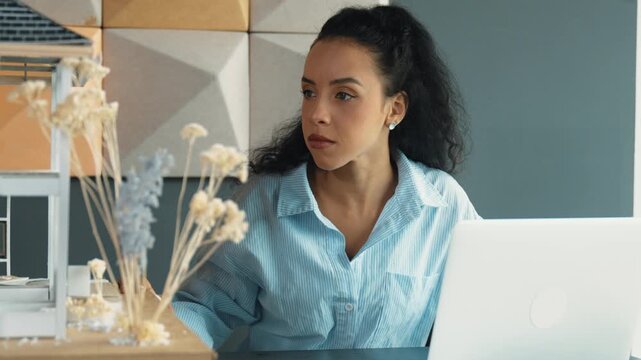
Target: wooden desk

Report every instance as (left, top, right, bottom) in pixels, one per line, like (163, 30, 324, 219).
(218, 347, 641, 360)
(0, 284, 215, 360)
(220, 347, 428, 359)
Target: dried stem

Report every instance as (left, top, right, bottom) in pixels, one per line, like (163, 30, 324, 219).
(182, 241, 224, 283)
(173, 140, 195, 255)
(78, 179, 117, 286)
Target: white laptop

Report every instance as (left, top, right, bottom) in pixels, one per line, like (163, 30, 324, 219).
(429, 218, 641, 360)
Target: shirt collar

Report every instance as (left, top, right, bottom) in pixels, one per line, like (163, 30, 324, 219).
(276, 151, 447, 218)
(276, 163, 317, 217)
(394, 151, 448, 209)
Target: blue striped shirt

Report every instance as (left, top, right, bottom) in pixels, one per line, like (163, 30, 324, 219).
(172, 151, 480, 350)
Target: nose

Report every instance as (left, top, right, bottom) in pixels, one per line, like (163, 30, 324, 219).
(305, 97, 330, 125)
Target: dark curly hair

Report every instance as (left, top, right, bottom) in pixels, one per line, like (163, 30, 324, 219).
(250, 5, 468, 174)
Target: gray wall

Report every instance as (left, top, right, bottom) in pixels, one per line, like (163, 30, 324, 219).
(2, 0, 636, 310)
(396, 0, 636, 219)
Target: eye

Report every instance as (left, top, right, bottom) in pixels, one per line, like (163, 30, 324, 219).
(301, 89, 315, 99)
(335, 91, 356, 101)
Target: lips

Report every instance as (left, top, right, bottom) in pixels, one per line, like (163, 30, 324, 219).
(307, 134, 335, 149)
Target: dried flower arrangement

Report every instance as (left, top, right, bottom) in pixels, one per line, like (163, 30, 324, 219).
(65, 258, 115, 332)
(8, 58, 249, 346)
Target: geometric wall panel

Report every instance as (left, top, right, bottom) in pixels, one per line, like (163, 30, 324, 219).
(249, 33, 315, 149)
(0, 85, 54, 171)
(20, 0, 101, 27)
(66, 26, 102, 60)
(103, 0, 248, 31)
(0, 86, 102, 176)
(104, 29, 249, 176)
(250, 0, 389, 33)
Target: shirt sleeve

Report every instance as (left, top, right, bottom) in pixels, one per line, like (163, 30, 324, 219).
(466, 200, 482, 220)
(172, 243, 261, 349)
(453, 181, 482, 221)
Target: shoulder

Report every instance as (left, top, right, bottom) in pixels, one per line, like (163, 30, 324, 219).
(408, 159, 480, 219)
(209, 173, 284, 273)
(422, 165, 468, 203)
(229, 172, 282, 215)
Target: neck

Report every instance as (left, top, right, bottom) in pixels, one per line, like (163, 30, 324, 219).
(309, 151, 397, 211)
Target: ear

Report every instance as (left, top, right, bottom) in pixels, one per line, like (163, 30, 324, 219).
(386, 91, 408, 127)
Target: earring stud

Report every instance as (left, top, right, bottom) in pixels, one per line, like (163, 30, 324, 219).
(388, 122, 397, 130)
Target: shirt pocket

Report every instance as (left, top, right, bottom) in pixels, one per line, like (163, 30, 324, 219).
(371, 272, 441, 346)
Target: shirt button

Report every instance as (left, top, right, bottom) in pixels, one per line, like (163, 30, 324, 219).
(345, 303, 354, 312)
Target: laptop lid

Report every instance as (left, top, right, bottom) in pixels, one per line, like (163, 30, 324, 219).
(429, 218, 641, 360)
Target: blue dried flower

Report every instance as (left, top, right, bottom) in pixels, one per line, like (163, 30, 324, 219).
(115, 149, 174, 269)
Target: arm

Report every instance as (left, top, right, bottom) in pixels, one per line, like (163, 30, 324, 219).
(172, 245, 261, 349)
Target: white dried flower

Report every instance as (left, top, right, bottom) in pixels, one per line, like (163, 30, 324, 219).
(7, 81, 51, 126)
(115, 312, 129, 331)
(28, 99, 49, 123)
(180, 123, 208, 141)
(200, 144, 248, 180)
(199, 149, 217, 169)
(96, 102, 118, 125)
(138, 321, 170, 346)
(51, 87, 107, 134)
(67, 302, 86, 322)
(189, 190, 208, 216)
(87, 258, 106, 280)
(83, 294, 113, 327)
(195, 197, 225, 232)
(77, 57, 109, 81)
(209, 200, 248, 243)
(234, 163, 249, 183)
(62, 57, 110, 86)
(8, 80, 47, 104)
(225, 200, 239, 214)
(209, 198, 226, 219)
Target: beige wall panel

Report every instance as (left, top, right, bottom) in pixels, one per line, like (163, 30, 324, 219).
(249, 33, 316, 149)
(104, 29, 249, 176)
(0, 86, 102, 176)
(103, 0, 248, 31)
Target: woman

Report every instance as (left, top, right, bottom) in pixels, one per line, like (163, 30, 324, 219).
(173, 5, 480, 351)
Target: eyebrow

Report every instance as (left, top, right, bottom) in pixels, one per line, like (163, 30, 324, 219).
(301, 76, 363, 87)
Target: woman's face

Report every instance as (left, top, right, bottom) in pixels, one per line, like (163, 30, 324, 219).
(301, 38, 394, 171)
